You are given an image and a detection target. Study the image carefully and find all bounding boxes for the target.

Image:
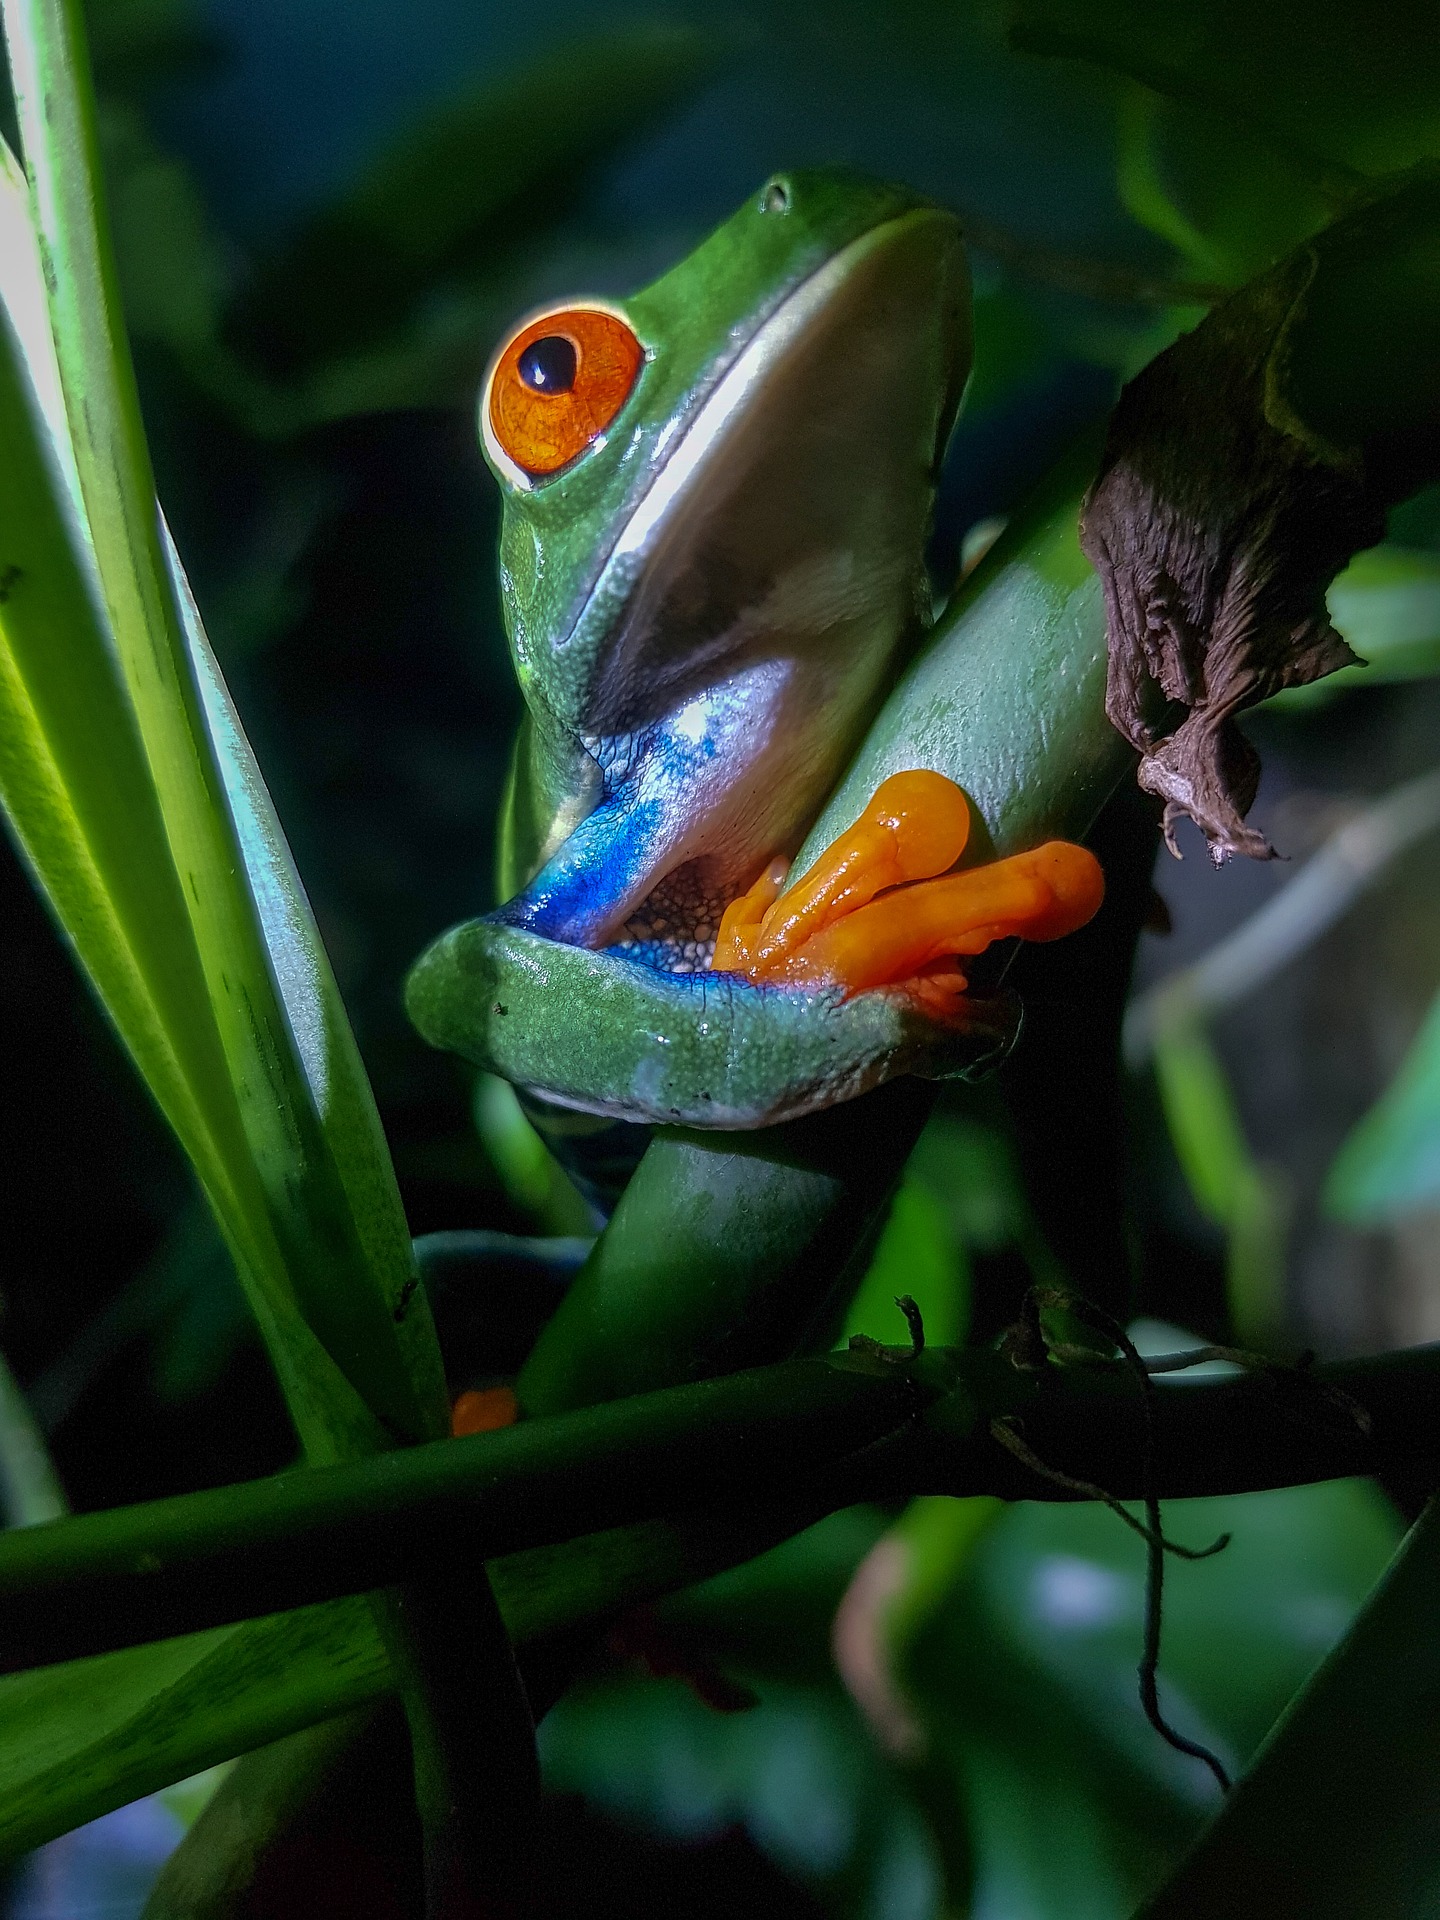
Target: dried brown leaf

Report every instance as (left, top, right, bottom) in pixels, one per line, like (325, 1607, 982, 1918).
(1081, 252, 1380, 862)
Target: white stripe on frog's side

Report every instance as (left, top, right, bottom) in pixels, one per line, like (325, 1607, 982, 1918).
(590, 244, 859, 581)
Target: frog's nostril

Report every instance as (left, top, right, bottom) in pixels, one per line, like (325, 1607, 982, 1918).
(760, 178, 791, 214)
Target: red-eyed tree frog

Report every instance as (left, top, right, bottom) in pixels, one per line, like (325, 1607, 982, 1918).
(406, 172, 1104, 1129)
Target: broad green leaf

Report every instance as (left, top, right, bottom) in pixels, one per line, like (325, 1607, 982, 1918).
(1266, 544, 1440, 710)
(1140, 1498, 1440, 1919)
(1326, 984, 1440, 1223)
(1009, 0, 1440, 179)
(0, 1600, 389, 1866)
(0, 0, 447, 1458)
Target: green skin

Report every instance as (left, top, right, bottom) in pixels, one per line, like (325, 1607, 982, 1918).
(406, 171, 1121, 1128)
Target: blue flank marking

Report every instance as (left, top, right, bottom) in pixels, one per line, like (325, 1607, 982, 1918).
(490, 717, 718, 947)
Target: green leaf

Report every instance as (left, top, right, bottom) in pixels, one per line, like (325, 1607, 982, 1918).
(1113, 82, 1330, 288)
(1265, 544, 1440, 709)
(1150, 1022, 1253, 1225)
(1326, 984, 1440, 1222)
(0, 1350, 66, 1529)
(1139, 1498, 1440, 1919)
(1149, 1022, 1289, 1346)
(0, 0, 447, 1458)
(0, 1601, 389, 1866)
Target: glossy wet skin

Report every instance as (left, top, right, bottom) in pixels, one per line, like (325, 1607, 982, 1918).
(405, 177, 1108, 1129)
(484, 171, 972, 963)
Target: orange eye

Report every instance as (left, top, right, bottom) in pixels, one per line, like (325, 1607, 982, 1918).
(486, 308, 644, 480)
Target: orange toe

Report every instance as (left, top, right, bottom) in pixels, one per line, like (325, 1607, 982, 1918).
(451, 1385, 520, 1436)
(752, 840, 1104, 994)
(709, 766, 1104, 1004)
(753, 770, 970, 966)
(711, 856, 788, 971)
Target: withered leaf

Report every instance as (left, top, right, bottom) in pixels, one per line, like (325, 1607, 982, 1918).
(1080, 251, 1382, 863)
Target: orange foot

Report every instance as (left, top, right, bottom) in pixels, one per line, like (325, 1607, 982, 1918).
(711, 770, 1104, 1003)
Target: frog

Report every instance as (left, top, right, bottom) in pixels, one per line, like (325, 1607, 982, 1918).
(405, 171, 1105, 1131)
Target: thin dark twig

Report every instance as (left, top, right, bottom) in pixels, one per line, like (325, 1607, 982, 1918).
(895, 1295, 926, 1357)
(988, 1418, 1228, 1561)
(956, 207, 1229, 307)
(1031, 1290, 1232, 1793)
(1140, 1344, 1263, 1374)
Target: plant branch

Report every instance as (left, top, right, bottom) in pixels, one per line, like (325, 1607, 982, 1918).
(0, 1341, 1434, 1676)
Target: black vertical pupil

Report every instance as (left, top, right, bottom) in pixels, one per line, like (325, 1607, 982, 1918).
(517, 335, 577, 393)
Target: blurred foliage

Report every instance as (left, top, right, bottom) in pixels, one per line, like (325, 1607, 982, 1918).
(1327, 986, 1440, 1223)
(542, 1471, 1399, 1920)
(1150, 1024, 1290, 1349)
(1139, 1495, 1440, 1920)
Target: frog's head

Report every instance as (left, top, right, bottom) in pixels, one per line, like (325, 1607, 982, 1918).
(480, 169, 971, 957)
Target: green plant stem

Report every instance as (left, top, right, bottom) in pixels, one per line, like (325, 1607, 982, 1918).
(519, 1079, 935, 1412)
(379, 1573, 540, 1920)
(0, 1341, 1433, 1676)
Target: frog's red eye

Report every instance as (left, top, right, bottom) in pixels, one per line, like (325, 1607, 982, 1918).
(486, 308, 644, 479)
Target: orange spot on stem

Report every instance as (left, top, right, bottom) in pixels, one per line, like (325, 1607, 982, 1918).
(451, 1386, 520, 1437)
